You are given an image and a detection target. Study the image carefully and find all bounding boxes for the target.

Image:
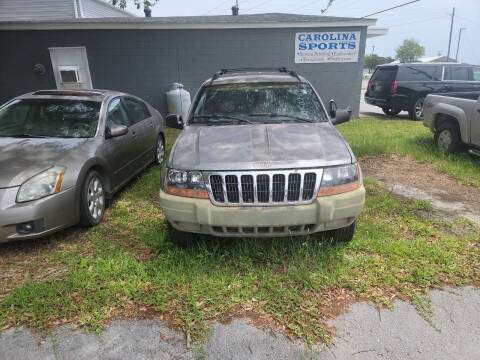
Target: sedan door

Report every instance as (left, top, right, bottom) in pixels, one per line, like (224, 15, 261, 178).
(103, 97, 138, 189)
(122, 97, 157, 168)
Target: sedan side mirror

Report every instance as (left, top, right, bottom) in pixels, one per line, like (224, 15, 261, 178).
(331, 109, 351, 126)
(166, 114, 184, 129)
(106, 124, 128, 138)
(329, 99, 337, 118)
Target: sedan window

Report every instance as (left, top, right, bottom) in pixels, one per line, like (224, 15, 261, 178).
(123, 97, 150, 124)
(0, 99, 100, 138)
(106, 98, 131, 128)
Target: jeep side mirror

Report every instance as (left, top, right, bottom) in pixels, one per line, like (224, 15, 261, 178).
(106, 124, 128, 138)
(329, 99, 337, 118)
(166, 114, 184, 129)
(331, 109, 351, 126)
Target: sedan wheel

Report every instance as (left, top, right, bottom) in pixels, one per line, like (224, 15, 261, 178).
(80, 171, 106, 227)
(87, 176, 104, 221)
(156, 136, 165, 164)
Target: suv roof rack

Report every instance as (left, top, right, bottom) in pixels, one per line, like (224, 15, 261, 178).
(209, 67, 301, 84)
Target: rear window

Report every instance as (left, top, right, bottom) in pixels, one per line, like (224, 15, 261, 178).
(371, 67, 397, 82)
(397, 66, 442, 81)
(444, 66, 471, 81)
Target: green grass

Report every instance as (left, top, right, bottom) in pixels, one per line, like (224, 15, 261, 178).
(1, 121, 479, 344)
(338, 117, 480, 188)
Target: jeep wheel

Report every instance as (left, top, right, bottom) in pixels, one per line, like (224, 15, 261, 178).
(382, 107, 401, 116)
(326, 221, 356, 242)
(435, 123, 463, 153)
(408, 97, 425, 121)
(167, 221, 198, 247)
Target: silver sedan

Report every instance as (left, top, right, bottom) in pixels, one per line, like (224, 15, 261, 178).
(0, 89, 165, 243)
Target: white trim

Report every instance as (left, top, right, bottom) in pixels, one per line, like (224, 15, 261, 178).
(0, 19, 376, 30)
(366, 27, 388, 38)
(73, 0, 79, 18)
(77, 0, 85, 18)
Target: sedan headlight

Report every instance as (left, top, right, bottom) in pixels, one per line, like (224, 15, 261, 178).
(317, 163, 361, 197)
(17, 166, 66, 203)
(165, 168, 209, 199)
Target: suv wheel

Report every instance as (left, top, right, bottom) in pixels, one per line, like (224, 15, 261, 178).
(326, 220, 356, 242)
(435, 123, 463, 153)
(382, 107, 401, 116)
(80, 171, 106, 227)
(409, 97, 425, 121)
(167, 221, 198, 246)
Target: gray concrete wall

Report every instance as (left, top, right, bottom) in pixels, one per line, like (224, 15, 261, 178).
(0, 27, 366, 117)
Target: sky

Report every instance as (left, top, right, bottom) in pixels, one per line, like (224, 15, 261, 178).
(123, 0, 480, 65)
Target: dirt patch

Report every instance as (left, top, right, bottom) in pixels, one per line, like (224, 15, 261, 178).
(361, 155, 480, 225)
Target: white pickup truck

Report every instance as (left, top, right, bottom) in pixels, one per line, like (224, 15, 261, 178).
(423, 92, 480, 154)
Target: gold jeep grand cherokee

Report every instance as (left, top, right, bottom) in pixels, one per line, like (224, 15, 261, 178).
(160, 68, 365, 245)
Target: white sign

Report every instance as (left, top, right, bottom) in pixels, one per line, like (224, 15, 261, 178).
(295, 31, 360, 63)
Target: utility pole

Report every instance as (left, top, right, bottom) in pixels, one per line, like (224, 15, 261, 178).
(446, 7, 455, 62)
(455, 27, 466, 62)
(371, 45, 375, 54)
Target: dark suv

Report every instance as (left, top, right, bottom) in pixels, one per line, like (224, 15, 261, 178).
(365, 63, 480, 120)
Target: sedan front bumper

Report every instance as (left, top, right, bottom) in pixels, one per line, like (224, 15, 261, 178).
(160, 186, 365, 237)
(0, 186, 79, 243)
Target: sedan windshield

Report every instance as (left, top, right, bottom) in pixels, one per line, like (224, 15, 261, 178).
(0, 99, 101, 138)
(190, 83, 327, 124)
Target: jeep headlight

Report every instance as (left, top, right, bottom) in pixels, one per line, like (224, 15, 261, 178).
(317, 163, 361, 197)
(165, 169, 209, 199)
(17, 166, 66, 202)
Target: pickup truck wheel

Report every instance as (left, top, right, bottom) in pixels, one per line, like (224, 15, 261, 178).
(326, 220, 356, 242)
(167, 221, 197, 247)
(435, 123, 462, 153)
(408, 97, 425, 121)
(382, 107, 401, 116)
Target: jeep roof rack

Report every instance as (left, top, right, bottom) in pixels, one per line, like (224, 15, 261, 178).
(209, 67, 301, 84)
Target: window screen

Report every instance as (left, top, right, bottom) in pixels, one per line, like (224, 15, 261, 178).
(397, 66, 442, 81)
(60, 70, 79, 83)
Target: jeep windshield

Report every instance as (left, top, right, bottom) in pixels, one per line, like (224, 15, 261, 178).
(0, 99, 100, 138)
(190, 83, 328, 125)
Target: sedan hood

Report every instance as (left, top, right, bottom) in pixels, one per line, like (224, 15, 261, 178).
(0, 137, 87, 188)
(171, 123, 353, 171)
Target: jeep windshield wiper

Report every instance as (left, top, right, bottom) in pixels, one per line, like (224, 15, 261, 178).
(248, 112, 315, 123)
(194, 114, 254, 124)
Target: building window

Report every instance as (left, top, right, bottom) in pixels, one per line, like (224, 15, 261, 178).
(59, 66, 81, 84)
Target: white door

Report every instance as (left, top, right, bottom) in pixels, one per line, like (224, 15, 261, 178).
(49, 47, 93, 90)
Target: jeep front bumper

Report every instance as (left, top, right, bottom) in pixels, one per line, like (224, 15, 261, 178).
(159, 186, 365, 237)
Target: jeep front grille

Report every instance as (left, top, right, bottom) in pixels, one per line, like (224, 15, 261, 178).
(205, 170, 323, 206)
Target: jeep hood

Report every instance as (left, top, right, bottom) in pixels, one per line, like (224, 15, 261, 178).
(0, 137, 87, 188)
(170, 123, 354, 171)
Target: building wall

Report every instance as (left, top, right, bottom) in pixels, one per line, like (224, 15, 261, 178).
(0, 27, 367, 117)
(81, 0, 133, 18)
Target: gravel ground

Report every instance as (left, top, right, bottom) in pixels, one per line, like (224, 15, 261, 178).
(1, 287, 479, 360)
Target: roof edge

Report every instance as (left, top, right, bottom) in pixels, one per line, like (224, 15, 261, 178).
(0, 17, 376, 30)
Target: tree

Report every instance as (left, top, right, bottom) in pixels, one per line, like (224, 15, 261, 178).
(395, 39, 425, 63)
(364, 54, 394, 70)
(110, 0, 159, 10)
